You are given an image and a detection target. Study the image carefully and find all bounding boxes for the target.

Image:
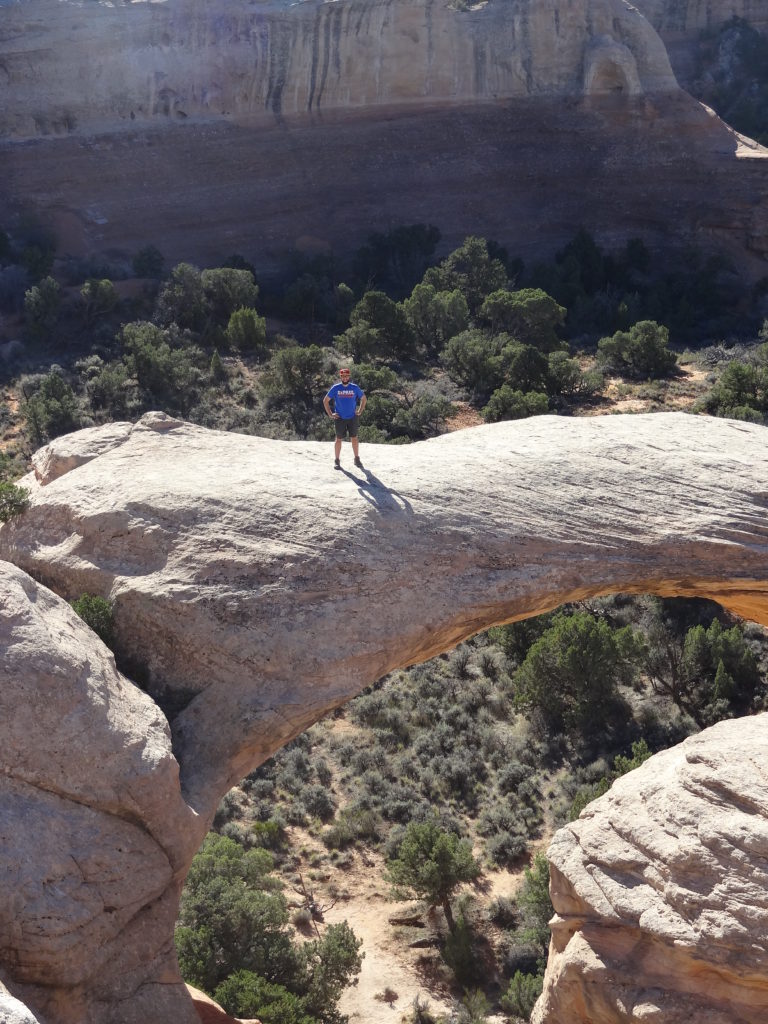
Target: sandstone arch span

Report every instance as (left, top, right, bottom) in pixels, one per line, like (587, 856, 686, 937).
(2, 411, 768, 1022)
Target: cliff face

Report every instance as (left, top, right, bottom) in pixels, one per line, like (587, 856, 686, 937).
(0, 0, 765, 275)
(635, 0, 768, 39)
(0, 0, 676, 138)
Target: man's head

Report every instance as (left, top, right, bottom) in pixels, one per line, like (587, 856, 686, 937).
(339, 368, 351, 382)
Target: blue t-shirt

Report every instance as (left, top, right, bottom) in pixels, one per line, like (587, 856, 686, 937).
(326, 381, 364, 419)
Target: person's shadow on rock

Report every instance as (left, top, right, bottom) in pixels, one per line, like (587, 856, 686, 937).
(339, 467, 413, 515)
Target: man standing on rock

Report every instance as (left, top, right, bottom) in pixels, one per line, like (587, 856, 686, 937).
(324, 367, 366, 470)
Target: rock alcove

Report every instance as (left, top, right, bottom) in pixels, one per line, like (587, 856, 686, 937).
(2, 412, 768, 1023)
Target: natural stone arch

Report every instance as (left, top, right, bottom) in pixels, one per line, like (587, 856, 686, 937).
(2, 411, 768, 1022)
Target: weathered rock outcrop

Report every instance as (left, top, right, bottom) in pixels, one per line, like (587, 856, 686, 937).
(3, 411, 768, 1021)
(0, 559, 202, 1024)
(534, 713, 768, 1024)
(0, 0, 765, 274)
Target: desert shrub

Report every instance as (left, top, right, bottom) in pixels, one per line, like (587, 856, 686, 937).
(482, 386, 548, 422)
(441, 329, 512, 400)
(322, 807, 382, 849)
(423, 236, 507, 311)
(80, 278, 118, 323)
(496, 762, 528, 794)
(349, 290, 415, 359)
(478, 288, 566, 352)
(500, 971, 544, 1022)
(487, 895, 517, 928)
(71, 593, 114, 646)
(441, 913, 481, 986)
(597, 320, 676, 379)
(485, 830, 529, 866)
(23, 370, 80, 443)
(202, 268, 259, 328)
(300, 784, 336, 822)
(23, 275, 61, 339)
(547, 350, 603, 398)
(403, 283, 469, 353)
(511, 853, 553, 970)
(0, 482, 30, 523)
(213, 791, 242, 830)
(513, 611, 639, 749)
(132, 244, 164, 278)
(251, 819, 288, 851)
(226, 307, 268, 357)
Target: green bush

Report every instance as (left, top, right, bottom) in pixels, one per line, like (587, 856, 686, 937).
(24, 371, 80, 443)
(482, 386, 548, 422)
(597, 320, 676, 379)
(0, 482, 30, 523)
(442, 330, 512, 400)
(214, 971, 314, 1024)
(226, 307, 268, 356)
(71, 594, 115, 647)
(386, 819, 479, 933)
(514, 611, 639, 747)
(423, 236, 507, 311)
(441, 913, 481, 986)
(478, 288, 566, 352)
(500, 971, 544, 1021)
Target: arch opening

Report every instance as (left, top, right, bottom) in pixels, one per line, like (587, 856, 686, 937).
(176, 590, 768, 1024)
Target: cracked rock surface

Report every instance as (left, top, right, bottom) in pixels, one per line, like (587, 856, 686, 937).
(535, 713, 768, 1024)
(0, 561, 201, 1024)
(2, 411, 768, 1021)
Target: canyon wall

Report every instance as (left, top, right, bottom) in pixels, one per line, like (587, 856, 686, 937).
(0, 0, 677, 138)
(635, 0, 768, 39)
(0, 0, 765, 274)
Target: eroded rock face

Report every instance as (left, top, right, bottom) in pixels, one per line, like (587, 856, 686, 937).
(0, 0, 765, 275)
(3, 411, 768, 1022)
(534, 714, 768, 1024)
(5, 410, 768, 812)
(0, 560, 202, 1024)
(0, 0, 676, 137)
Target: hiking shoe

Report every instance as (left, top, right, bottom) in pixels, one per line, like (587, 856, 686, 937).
(354, 456, 363, 468)
(334, 459, 341, 470)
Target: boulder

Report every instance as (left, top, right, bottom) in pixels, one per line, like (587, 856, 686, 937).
(534, 713, 768, 1024)
(0, 561, 200, 1024)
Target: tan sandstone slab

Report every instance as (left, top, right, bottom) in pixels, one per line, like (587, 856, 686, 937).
(3, 411, 768, 1024)
(535, 713, 768, 1024)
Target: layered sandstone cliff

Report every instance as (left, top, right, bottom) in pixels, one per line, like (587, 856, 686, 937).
(0, 0, 678, 138)
(635, 0, 768, 39)
(0, 0, 765, 274)
(2, 413, 768, 1021)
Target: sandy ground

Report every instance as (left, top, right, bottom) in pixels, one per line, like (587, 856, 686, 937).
(316, 842, 529, 1024)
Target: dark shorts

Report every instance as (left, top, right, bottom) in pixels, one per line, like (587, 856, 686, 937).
(335, 415, 359, 439)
